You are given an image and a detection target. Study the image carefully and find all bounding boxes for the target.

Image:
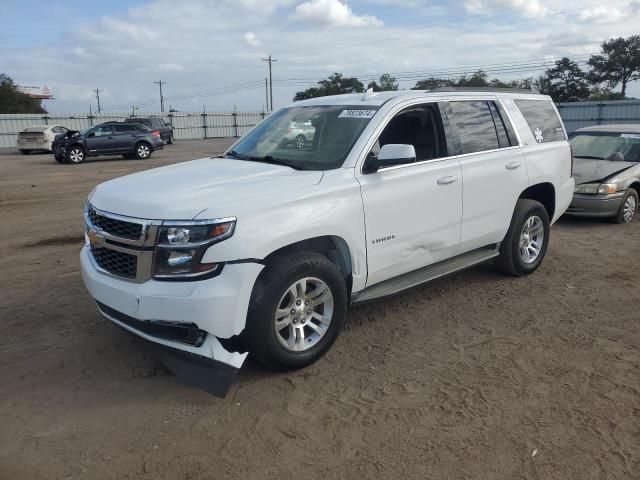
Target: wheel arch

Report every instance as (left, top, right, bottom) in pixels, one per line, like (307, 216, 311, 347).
(628, 181, 640, 197)
(519, 182, 556, 220)
(262, 235, 354, 297)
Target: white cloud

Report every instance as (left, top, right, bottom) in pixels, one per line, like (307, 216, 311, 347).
(292, 0, 383, 27)
(577, 6, 626, 25)
(464, 0, 548, 18)
(243, 32, 261, 47)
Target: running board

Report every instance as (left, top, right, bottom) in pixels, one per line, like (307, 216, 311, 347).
(352, 244, 500, 304)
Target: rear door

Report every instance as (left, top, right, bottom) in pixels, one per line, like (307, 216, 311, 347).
(446, 99, 528, 252)
(113, 124, 138, 151)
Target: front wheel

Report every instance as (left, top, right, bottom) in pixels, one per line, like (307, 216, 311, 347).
(66, 146, 85, 164)
(495, 199, 550, 276)
(243, 252, 347, 371)
(134, 142, 152, 159)
(613, 189, 638, 224)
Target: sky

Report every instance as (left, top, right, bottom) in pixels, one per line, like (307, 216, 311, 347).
(1, 0, 639, 113)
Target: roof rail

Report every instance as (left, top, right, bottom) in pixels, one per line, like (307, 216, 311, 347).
(428, 87, 540, 94)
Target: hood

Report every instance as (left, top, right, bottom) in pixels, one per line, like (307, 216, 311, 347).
(572, 157, 636, 185)
(89, 157, 324, 219)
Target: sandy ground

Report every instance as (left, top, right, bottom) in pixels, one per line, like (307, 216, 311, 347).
(0, 140, 639, 480)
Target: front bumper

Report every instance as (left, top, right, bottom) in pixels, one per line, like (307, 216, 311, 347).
(565, 192, 624, 218)
(80, 245, 263, 376)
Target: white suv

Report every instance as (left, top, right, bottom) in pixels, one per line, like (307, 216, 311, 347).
(81, 89, 574, 392)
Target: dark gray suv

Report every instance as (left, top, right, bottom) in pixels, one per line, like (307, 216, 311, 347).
(53, 122, 164, 164)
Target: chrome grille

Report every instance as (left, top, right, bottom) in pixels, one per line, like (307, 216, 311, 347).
(88, 205, 142, 240)
(90, 245, 138, 279)
(85, 203, 161, 282)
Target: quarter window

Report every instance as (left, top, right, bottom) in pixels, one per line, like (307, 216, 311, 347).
(449, 101, 500, 154)
(515, 99, 566, 144)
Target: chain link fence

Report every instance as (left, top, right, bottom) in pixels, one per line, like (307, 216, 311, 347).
(0, 110, 268, 148)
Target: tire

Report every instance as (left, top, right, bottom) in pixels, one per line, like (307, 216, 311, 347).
(243, 252, 348, 371)
(495, 199, 550, 276)
(134, 142, 152, 159)
(20, 150, 29, 155)
(613, 189, 638, 224)
(167, 132, 174, 145)
(65, 146, 86, 164)
(294, 134, 306, 149)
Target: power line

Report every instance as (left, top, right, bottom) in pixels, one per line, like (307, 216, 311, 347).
(94, 88, 101, 114)
(154, 80, 166, 113)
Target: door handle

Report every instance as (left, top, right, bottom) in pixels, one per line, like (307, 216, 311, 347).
(506, 161, 522, 170)
(437, 175, 458, 185)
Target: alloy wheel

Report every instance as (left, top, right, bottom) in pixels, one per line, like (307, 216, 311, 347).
(274, 277, 334, 352)
(519, 215, 545, 264)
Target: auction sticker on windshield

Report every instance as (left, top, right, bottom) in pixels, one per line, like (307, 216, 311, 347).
(338, 110, 377, 119)
(621, 133, 640, 139)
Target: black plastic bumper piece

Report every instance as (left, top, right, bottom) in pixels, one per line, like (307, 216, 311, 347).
(96, 301, 207, 347)
(96, 301, 239, 397)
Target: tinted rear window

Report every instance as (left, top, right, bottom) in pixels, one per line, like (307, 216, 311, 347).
(515, 99, 566, 144)
(449, 101, 500, 154)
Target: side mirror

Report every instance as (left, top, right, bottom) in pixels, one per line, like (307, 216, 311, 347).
(364, 144, 416, 173)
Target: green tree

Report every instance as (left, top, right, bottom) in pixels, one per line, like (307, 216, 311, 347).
(588, 35, 640, 97)
(456, 70, 489, 87)
(368, 73, 399, 92)
(412, 77, 455, 90)
(0, 74, 47, 113)
(543, 58, 589, 102)
(293, 73, 365, 101)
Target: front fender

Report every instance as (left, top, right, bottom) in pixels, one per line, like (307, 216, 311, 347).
(200, 168, 368, 292)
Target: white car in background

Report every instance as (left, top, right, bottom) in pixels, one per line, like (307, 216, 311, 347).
(17, 125, 69, 154)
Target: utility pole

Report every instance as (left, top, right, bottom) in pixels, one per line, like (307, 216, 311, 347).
(262, 54, 277, 111)
(154, 80, 166, 113)
(265, 77, 269, 111)
(95, 89, 101, 113)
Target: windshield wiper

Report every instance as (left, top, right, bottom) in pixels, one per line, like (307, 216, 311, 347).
(247, 155, 303, 170)
(575, 155, 605, 160)
(224, 150, 248, 160)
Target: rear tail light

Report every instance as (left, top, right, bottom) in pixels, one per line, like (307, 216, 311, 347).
(569, 144, 574, 177)
(151, 130, 161, 138)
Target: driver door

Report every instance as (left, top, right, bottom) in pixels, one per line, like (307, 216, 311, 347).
(85, 125, 116, 154)
(357, 103, 463, 287)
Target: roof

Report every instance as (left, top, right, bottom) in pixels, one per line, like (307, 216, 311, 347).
(575, 124, 640, 134)
(294, 89, 546, 107)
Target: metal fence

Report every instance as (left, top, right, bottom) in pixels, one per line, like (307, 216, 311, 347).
(2, 99, 640, 148)
(556, 100, 640, 133)
(0, 110, 267, 148)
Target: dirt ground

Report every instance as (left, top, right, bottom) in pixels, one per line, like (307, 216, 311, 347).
(0, 140, 639, 480)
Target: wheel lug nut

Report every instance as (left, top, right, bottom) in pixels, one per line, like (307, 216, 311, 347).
(305, 300, 309, 305)
(290, 309, 296, 315)
(301, 319, 306, 324)
(293, 318, 298, 324)
(296, 300, 302, 306)
(307, 309, 311, 314)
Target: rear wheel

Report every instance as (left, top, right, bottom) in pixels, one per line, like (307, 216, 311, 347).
(495, 199, 550, 276)
(134, 142, 152, 159)
(66, 146, 86, 164)
(243, 252, 347, 371)
(613, 189, 638, 224)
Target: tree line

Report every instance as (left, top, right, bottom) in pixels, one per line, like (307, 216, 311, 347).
(0, 74, 47, 114)
(294, 35, 640, 103)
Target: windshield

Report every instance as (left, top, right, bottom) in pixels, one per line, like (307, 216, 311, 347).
(226, 105, 379, 170)
(570, 132, 640, 162)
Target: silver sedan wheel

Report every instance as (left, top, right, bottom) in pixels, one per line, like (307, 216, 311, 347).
(519, 215, 545, 264)
(623, 195, 637, 223)
(274, 277, 334, 353)
(69, 148, 84, 163)
(137, 144, 150, 158)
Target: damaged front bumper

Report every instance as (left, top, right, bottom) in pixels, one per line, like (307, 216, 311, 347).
(566, 192, 625, 218)
(80, 246, 263, 396)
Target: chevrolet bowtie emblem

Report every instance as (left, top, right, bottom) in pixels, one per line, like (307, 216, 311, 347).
(88, 228, 105, 248)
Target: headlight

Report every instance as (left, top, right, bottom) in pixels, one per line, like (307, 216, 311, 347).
(154, 218, 236, 279)
(574, 183, 617, 195)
